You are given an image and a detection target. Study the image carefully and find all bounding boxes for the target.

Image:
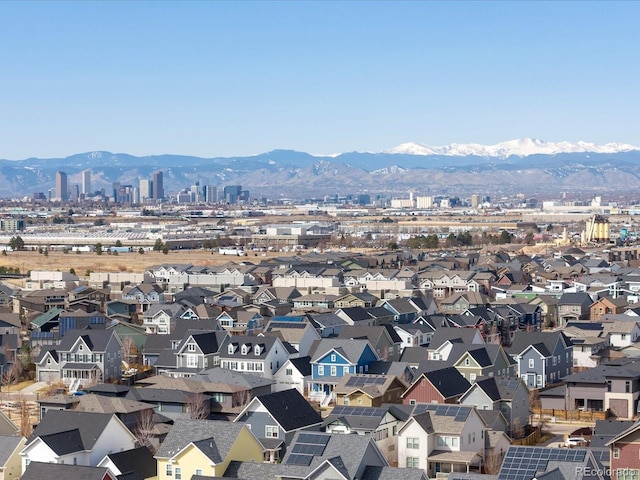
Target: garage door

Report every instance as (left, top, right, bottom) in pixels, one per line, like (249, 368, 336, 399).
(609, 399, 628, 418)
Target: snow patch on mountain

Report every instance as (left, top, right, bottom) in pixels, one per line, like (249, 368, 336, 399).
(386, 138, 640, 158)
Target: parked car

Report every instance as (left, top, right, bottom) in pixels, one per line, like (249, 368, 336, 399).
(561, 437, 589, 448)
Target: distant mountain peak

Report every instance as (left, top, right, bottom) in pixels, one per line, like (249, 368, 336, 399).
(386, 138, 640, 158)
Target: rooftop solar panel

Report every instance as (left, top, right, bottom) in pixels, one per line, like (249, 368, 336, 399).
(297, 432, 330, 446)
(498, 447, 588, 480)
(286, 453, 313, 466)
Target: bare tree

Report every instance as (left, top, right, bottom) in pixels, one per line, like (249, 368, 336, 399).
(2, 363, 20, 390)
(511, 418, 525, 440)
(134, 408, 156, 452)
(484, 450, 504, 475)
(187, 392, 209, 420)
(120, 337, 138, 366)
(232, 389, 252, 408)
(18, 397, 32, 437)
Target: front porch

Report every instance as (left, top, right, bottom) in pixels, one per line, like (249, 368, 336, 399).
(61, 363, 103, 389)
(308, 379, 339, 406)
(427, 450, 483, 478)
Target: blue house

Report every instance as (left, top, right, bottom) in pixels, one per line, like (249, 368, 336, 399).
(308, 338, 379, 405)
(505, 331, 573, 389)
(377, 298, 422, 324)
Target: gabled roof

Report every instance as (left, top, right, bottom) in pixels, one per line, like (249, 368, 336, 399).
(309, 338, 376, 363)
(30, 306, 64, 328)
(405, 366, 471, 400)
(22, 462, 114, 480)
(0, 435, 23, 465)
(58, 329, 118, 353)
(505, 331, 571, 357)
(102, 446, 156, 479)
(28, 410, 119, 450)
(252, 389, 322, 432)
(155, 418, 249, 461)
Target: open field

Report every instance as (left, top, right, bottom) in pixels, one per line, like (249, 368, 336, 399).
(0, 249, 286, 280)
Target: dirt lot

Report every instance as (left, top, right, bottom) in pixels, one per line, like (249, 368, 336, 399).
(0, 249, 283, 280)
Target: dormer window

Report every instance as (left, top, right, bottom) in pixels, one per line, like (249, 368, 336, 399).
(241, 344, 250, 355)
(228, 343, 237, 354)
(254, 344, 263, 355)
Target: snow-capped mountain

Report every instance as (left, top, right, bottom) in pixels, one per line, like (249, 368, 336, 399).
(386, 138, 640, 158)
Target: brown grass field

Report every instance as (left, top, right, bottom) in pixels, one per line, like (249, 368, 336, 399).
(0, 249, 282, 281)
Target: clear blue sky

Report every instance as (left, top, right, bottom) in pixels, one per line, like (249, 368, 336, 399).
(1, 1, 639, 159)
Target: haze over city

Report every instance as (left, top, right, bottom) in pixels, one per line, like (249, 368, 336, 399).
(1, 1, 639, 160)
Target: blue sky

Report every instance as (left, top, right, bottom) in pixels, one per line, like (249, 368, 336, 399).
(1, 1, 639, 159)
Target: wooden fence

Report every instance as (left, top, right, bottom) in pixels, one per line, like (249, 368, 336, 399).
(539, 409, 607, 422)
(512, 426, 542, 446)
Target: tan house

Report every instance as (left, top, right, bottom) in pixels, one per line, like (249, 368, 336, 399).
(0, 435, 26, 480)
(334, 374, 406, 407)
(590, 296, 629, 322)
(154, 419, 264, 479)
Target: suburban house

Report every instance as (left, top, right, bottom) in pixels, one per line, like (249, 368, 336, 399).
(234, 389, 323, 453)
(20, 410, 137, 473)
(557, 292, 593, 326)
(458, 377, 530, 437)
(607, 420, 640, 480)
(154, 419, 264, 479)
(332, 373, 406, 407)
(35, 329, 123, 391)
(450, 344, 516, 383)
(563, 359, 640, 419)
(121, 283, 165, 313)
(0, 435, 26, 480)
(505, 331, 573, 389)
(401, 367, 471, 405)
(272, 356, 311, 396)
(21, 463, 116, 480)
(262, 317, 320, 356)
(308, 338, 379, 405)
(218, 334, 291, 379)
(97, 446, 156, 480)
(172, 330, 228, 376)
(397, 404, 487, 477)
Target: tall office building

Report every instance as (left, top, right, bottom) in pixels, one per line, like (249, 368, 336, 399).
(152, 171, 164, 200)
(204, 185, 217, 204)
(223, 185, 242, 204)
(139, 179, 152, 201)
(82, 169, 92, 195)
(56, 171, 68, 201)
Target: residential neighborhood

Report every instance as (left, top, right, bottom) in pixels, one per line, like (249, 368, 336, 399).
(4, 242, 640, 480)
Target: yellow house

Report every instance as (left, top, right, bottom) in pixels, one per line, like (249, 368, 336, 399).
(0, 435, 27, 480)
(334, 374, 406, 407)
(155, 419, 263, 479)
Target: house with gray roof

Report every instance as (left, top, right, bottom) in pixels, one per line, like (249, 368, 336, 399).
(97, 446, 156, 480)
(0, 434, 26, 480)
(21, 462, 116, 480)
(21, 410, 136, 473)
(505, 330, 573, 389)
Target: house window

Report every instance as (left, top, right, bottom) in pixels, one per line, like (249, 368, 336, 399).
(437, 437, 444, 446)
(265, 425, 279, 438)
(627, 381, 631, 393)
(406, 437, 419, 449)
(409, 399, 416, 405)
(343, 367, 349, 375)
(617, 469, 639, 480)
(406, 457, 419, 468)
(331, 366, 337, 376)
(286, 368, 293, 376)
(174, 467, 181, 480)
(331, 354, 336, 361)
(343, 397, 350, 405)
(166, 464, 173, 476)
(195, 469, 202, 476)
(465, 358, 470, 366)
(187, 344, 196, 352)
(614, 448, 620, 459)
(529, 359, 534, 369)
(318, 365, 324, 376)
(186, 355, 198, 368)
(607, 380, 612, 392)
(452, 437, 459, 447)
(536, 375, 543, 386)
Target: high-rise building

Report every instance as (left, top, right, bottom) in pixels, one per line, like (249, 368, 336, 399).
(56, 171, 68, 201)
(82, 169, 91, 195)
(152, 171, 164, 200)
(204, 185, 217, 204)
(139, 179, 152, 201)
(223, 185, 242, 204)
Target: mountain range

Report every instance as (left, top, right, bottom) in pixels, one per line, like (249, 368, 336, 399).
(2, 139, 640, 200)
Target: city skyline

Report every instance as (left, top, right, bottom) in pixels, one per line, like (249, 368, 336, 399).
(1, 1, 639, 160)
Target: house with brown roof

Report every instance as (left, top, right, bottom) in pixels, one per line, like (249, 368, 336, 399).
(333, 374, 406, 407)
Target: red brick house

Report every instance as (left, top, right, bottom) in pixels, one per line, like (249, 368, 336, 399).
(607, 420, 640, 479)
(400, 366, 470, 405)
